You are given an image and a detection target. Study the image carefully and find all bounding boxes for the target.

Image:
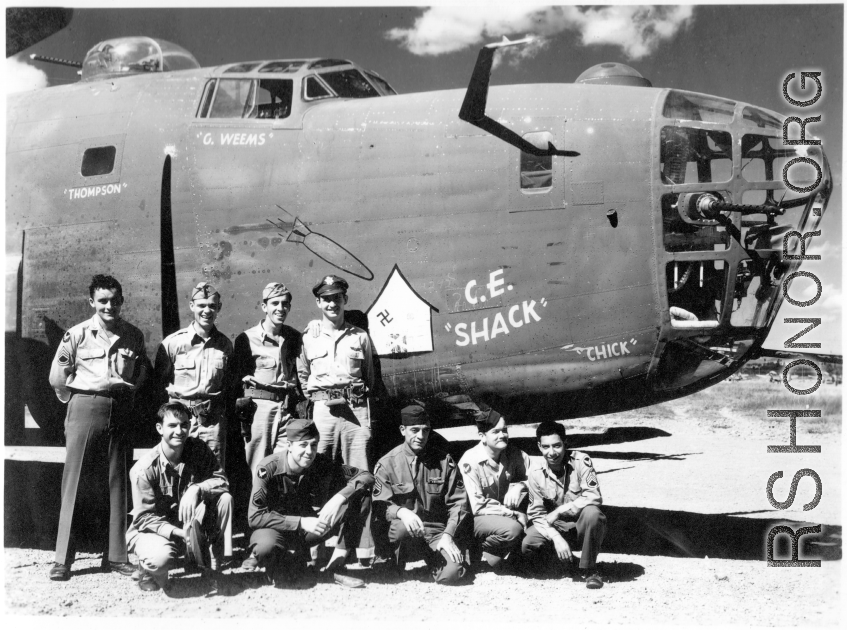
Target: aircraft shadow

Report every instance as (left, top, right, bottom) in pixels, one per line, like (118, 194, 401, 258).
(429, 426, 672, 462)
(601, 504, 842, 562)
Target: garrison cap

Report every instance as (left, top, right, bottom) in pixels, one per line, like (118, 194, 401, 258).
(312, 275, 349, 297)
(474, 405, 503, 433)
(191, 281, 219, 300)
(286, 418, 319, 442)
(262, 282, 291, 301)
(400, 404, 431, 426)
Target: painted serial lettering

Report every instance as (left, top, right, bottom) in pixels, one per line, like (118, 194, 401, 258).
(201, 132, 268, 146)
(67, 183, 125, 200)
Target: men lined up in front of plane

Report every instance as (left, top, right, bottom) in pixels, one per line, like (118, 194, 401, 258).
(47, 273, 606, 591)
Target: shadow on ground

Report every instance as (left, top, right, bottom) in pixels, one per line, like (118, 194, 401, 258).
(602, 504, 842, 561)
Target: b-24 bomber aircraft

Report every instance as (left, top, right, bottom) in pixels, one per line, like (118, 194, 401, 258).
(6, 35, 832, 443)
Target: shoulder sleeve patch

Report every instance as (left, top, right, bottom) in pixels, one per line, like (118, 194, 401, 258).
(372, 478, 382, 496)
(257, 466, 268, 479)
(62, 331, 71, 343)
(462, 462, 471, 474)
(587, 470, 599, 488)
(583, 455, 593, 469)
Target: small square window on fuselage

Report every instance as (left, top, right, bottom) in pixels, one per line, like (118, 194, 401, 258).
(81, 146, 116, 177)
(520, 131, 553, 190)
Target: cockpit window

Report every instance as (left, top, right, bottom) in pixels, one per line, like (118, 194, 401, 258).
(660, 127, 732, 185)
(260, 61, 305, 73)
(203, 79, 292, 119)
(663, 90, 736, 124)
(207, 79, 253, 118)
(309, 59, 351, 69)
(365, 71, 397, 95)
(304, 76, 332, 100)
(246, 79, 293, 119)
(225, 62, 262, 73)
(319, 69, 379, 98)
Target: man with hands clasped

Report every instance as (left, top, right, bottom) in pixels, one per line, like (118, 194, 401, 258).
(372, 404, 471, 584)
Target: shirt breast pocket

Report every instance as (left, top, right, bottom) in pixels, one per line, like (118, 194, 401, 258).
(345, 349, 364, 378)
(255, 355, 277, 380)
(424, 476, 444, 495)
(77, 347, 106, 376)
(308, 348, 330, 374)
(173, 355, 196, 386)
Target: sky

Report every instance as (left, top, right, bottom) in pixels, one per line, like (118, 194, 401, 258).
(6, 4, 843, 353)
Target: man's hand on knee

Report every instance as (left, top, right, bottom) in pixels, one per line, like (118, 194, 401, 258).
(436, 533, 463, 564)
(300, 517, 329, 537)
(179, 485, 201, 524)
(317, 493, 347, 529)
(397, 508, 425, 538)
(552, 534, 572, 562)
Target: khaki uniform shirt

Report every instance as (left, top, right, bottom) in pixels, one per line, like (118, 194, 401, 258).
(48, 315, 147, 403)
(248, 450, 374, 532)
(155, 323, 233, 399)
(373, 442, 469, 537)
(233, 322, 301, 391)
(127, 437, 229, 541)
(458, 443, 532, 517)
(526, 451, 602, 541)
(296, 321, 374, 395)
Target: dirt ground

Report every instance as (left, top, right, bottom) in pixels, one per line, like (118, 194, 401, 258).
(4, 378, 842, 627)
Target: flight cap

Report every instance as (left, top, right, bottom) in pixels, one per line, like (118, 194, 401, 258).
(474, 405, 503, 433)
(400, 404, 431, 427)
(313, 274, 349, 297)
(286, 418, 319, 442)
(263, 282, 291, 301)
(191, 281, 219, 300)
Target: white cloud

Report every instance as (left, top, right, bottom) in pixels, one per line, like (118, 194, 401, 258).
(783, 281, 841, 325)
(386, 5, 694, 62)
(5, 56, 49, 94)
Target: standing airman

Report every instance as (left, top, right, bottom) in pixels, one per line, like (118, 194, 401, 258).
(296, 275, 375, 471)
(48, 274, 146, 581)
(233, 282, 303, 471)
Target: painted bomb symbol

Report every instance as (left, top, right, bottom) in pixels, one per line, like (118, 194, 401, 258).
(268, 206, 374, 280)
